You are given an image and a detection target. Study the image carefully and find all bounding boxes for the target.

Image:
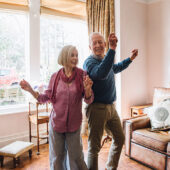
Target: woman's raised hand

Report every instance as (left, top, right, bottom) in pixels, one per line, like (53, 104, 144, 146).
(83, 75, 93, 99)
(83, 75, 93, 91)
(20, 79, 32, 92)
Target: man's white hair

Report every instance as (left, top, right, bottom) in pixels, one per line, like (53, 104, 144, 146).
(89, 32, 105, 44)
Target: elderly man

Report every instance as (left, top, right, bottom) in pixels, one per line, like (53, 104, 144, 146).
(83, 32, 138, 170)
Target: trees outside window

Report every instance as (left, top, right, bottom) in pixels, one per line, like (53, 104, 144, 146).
(40, 15, 89, 83)
(0, 11, 27, 106)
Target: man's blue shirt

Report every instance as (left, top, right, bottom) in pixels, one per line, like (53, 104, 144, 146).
(83, 49, 132, 104)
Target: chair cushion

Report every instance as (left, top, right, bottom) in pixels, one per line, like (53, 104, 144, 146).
(147, 100, 170, 131)
(132, 128, 170, 152)
(38, 111, 50, 117)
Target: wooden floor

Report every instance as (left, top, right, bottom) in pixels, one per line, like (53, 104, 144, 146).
(0, 136, 151, 170)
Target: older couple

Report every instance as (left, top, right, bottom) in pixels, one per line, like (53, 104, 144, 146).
(20, 33, 138, 170)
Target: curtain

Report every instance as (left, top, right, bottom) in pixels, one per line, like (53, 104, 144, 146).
(86, 0, 115, 51)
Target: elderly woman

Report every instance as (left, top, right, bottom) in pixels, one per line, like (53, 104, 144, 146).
(20, 45, 93, 170)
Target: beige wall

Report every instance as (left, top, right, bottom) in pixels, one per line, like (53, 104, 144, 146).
(118, 0, 170, 118)
(147, 0, 170, 101)
(119, 0, 148, 118)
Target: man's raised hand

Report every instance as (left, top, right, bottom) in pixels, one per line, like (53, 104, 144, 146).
(130, 49, 138, 61)
(108, 33, 118, 50)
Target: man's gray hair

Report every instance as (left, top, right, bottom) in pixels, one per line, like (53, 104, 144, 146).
(58, 45, 77, 66)
(89, 32, 105, 44)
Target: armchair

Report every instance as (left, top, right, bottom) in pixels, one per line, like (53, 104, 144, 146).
(124, 115, 170, 170)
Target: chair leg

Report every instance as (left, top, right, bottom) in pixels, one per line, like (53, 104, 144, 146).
(37, 123, 40, 155)
(29, 149, 32, 158)
(0, 156, 4, 167)
(101, 135, 112, 148)
(47, 122, 49, 144)
(17, 157, 20, 165)
(13, 158, 16, 168)
(29, 121, 32, 142)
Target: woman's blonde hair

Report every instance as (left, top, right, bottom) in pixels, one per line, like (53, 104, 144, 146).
(58, 45, 78, 66)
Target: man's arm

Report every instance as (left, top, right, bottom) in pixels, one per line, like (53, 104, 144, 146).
(113, 58, 132, 74)
(84, 49, 115, 80)
(84, 33, 118, 80)
(113, 49, 138, 74)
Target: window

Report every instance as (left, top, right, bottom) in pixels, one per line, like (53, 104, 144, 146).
(0, 2, 89, 110)
(0, 10, 27, 107)
(40, 15, 89, 82)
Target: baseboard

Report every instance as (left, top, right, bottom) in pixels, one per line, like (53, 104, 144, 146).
(0, 127, 48, 148)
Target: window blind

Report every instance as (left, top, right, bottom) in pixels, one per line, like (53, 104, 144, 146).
(41, 0, 86, 20)
(0, 0, 28, 11)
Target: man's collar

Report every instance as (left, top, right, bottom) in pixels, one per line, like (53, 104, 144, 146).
(91, 54, 104, 60)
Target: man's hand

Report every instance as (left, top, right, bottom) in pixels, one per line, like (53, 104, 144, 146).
(130, 49, 138, 61)
(108, 33, 118, 50)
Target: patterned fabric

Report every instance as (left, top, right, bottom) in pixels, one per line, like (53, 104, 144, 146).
(52, 67, 85, 102)
(86, 0, 115, 51)
(148, 100, 170, 131)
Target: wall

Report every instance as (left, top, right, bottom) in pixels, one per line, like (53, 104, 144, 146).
(147, 0, 170, 101)
(119, 0, 148, 118)
(0, 112, 29, 148)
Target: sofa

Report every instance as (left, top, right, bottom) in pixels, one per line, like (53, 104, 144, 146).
(124, 114, 170, 170)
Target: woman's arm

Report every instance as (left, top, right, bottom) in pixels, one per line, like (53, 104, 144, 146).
(20, 80, 39, 99)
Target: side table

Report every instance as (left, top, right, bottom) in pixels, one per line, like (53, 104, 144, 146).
(130, 103, 152, 117)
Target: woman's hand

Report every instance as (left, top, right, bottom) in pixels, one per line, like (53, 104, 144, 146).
(83, 75, 93, 99)
(20, 79, 32, 92)
(20, 80, 39, 99)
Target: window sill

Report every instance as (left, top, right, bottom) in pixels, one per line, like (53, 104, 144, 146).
(0, 104, 29, 115)
(0, 103, 52, 115)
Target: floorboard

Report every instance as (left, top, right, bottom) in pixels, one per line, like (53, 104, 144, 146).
(0, 136, 151, 170)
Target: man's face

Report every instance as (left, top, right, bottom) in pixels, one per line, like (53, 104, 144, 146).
(89, 34, 106, 58)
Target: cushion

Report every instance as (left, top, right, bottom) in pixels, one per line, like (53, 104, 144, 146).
(0, 141, 34, 157)
(148, 100, 170, 131)
(132, 128, 170, 152)
(153, 87, 170, 105)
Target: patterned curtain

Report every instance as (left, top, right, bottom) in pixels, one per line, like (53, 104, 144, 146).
(86, 0, 115, 51)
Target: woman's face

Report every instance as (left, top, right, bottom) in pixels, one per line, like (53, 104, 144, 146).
(67, 49, 78, 69)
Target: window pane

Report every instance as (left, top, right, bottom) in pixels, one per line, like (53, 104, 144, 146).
(40, 15, 89, 83)
(0, 10, 27, 107)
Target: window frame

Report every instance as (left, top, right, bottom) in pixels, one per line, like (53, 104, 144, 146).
(0, 1, 89, 114)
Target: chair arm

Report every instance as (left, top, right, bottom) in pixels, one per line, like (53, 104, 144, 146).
(126, 115, 151, 131)
(167, 142, 170, 155)
(124, 115, 150, 156)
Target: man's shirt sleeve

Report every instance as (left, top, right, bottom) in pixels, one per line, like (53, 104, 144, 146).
(112, 57, 132, 74)
(83, 49, 115, 80)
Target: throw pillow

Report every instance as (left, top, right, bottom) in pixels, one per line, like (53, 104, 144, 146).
(148, 100, 170, 131)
